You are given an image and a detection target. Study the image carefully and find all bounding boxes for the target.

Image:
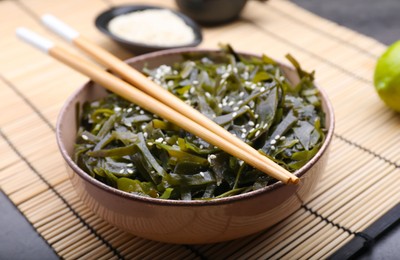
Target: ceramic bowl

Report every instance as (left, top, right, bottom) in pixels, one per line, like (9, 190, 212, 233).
(56, 48, 334, 244)
(95, 5, 202, 54)
(175, 0, 248, 25)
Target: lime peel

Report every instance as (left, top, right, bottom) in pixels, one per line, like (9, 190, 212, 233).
(374, 40, 400, 112)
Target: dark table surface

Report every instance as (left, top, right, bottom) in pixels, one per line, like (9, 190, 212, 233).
(1, 0, 400, 259)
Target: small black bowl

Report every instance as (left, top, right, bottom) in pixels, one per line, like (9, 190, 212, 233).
(175, 0, 248, 25)
(95, 5, 203, 54)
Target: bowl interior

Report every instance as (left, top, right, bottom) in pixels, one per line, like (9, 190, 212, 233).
(95, 5, 203, 54)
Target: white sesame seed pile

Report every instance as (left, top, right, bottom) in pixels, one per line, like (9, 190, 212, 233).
(108, 9, 196, 47)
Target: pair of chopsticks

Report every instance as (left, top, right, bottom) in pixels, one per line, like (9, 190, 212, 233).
(16, 15, 299, 185)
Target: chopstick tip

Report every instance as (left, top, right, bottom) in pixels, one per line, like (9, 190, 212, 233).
(289, 176, 300, 185)
(16, 27, 54, 53)
(41, 13, 79, 42)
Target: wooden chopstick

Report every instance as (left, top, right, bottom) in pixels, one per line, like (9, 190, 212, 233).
(40, 14, 298, 183)
(16, 26, 298, 185)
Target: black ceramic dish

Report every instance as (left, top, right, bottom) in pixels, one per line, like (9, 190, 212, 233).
(95, 5, 203, 54)
(175, 0, 248, 25)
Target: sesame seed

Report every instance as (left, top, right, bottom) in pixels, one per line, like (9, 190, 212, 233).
(238, 160, 244, 166)
(139, 110, 145, 115)
(200, 172, 205, 177)
(271, 145, 276, 150)
(119, 169, 125, 174)
(167, 80, 174, 87)
(199, 145, 204, 149)
(255, 114, 259, 119)
(147, 142, 153, 146)
(251, 84, 256, 90)
(218, 103, 223, 108)
(233, 67, 238, 73)
(143, 132, 148, 138)
(241, 128, 247, 133)
(114, 107, 121, 112)
(280, 136, 286, 141)
(127, 108, 133, 113)
(239, 92, 245, 97)
(275, 135, 280, 140)
(255, 123, 260, 128)
(205, 92, 211, 98)
(233, 106, 239, 111)
(127, 163, 133, 167)
(155, 137, 163, 143)
(127, 169, 134, 174)
(255, 130, 260, 137)
(81, 134, 88, 140)
(248, 121, 255, 126)
(135, 106, 140, 110)
(241, 133, 246, 138)
(237, 100, 243, 105)
(208, 154, 216, 165)
(232, 112, 237, 117)
(190, 87, 195, 94)
(193, 80, 199, 85)
(270, 139, 277, 145)
(162, 141, 167, 144)
(228, 101, 235, 106)
(260, 87, 266, 92)
(222, 72, 230, 79)
(263, 123, 268, 129)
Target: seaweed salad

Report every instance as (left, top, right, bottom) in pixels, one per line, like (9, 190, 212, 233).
(74, 46, 326, 200)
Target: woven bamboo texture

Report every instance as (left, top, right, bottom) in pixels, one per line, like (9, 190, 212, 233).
(1, 0, 399, 259)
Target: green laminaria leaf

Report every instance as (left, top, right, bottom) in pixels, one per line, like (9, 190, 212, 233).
(87, 144, 138, 157)
(267, 110, 298, 143)
(136, 133, 166, 178)
(152, 119, 180, 131)
(156, 143, 209, 166)
(293, 121, 314, 150)
(117, 178, 158, 197)
(159, 188, 174, 199)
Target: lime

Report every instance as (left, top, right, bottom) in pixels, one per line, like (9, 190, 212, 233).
(374, 40, 400, 112)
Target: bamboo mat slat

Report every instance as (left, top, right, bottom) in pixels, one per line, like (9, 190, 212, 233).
(1, 0, 399, 259)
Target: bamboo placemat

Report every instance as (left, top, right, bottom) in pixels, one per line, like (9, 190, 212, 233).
(1, 0, 399, 259)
